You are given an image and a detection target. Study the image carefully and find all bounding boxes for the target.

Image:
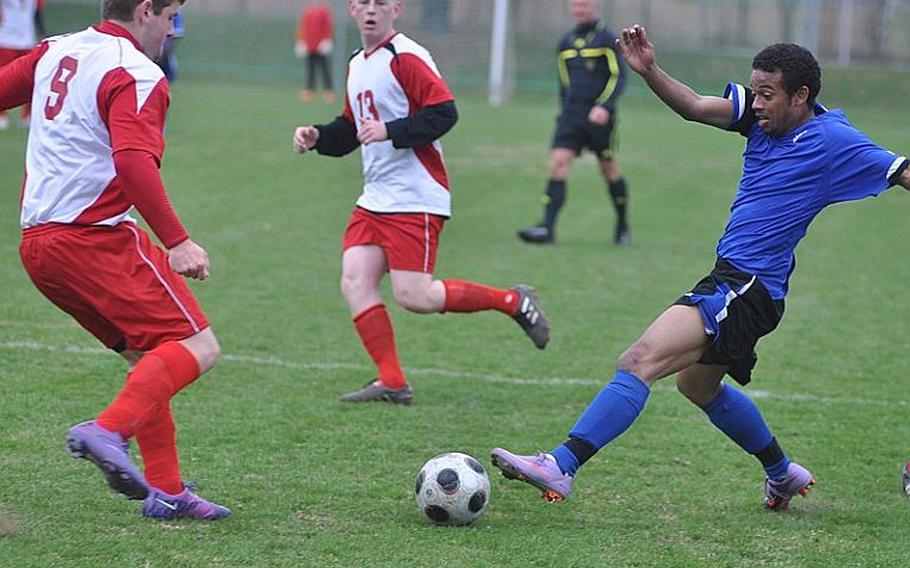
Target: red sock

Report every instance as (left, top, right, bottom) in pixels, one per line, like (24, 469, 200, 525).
(97, 342, 200, 439)
(442, 279, 518, 315)
(136, 403, 183, 495)
(353, 304, 407, 390)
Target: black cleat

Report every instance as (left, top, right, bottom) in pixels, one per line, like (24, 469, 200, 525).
(517, 225, 554, 244)
(613, 225, 631, 246)
(510, 285, 550, 349)
(340, 380, 413, 405)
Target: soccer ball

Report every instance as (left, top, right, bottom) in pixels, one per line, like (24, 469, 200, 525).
(415, 452, 491, 525)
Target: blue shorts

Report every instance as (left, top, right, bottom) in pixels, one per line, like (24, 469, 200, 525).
(674, 258, 784, 385)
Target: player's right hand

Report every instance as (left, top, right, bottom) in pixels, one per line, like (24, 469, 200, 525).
(617, 24, 656, 74)
(293, 126, 319, 154)
(169, 239, 210, 281)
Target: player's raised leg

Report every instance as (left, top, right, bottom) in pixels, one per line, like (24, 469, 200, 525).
(388, 271, 550, 350)
(492, 305, 707, 501)
(676, 363, 815, 510)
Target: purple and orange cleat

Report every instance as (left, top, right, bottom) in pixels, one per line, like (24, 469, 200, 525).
(141, 485, 232, 521)
(66, 420, 150, 500)
(764, 462, 816, 510)
(490, 447, 573, 502)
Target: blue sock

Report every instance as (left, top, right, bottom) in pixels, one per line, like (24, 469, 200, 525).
(703, 384, 790, 482)
(550, 370, 650, 476)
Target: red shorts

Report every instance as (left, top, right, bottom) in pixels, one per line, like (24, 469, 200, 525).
(19, 223, 209, 352)
(342, 207, 446, 273)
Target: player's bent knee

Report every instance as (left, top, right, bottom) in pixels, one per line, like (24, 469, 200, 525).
(340, 275, 370, 303)
(393, 287, 430, 313)
(616, 341, 653, 378)
(180, 328, 221, 375)
(675, 376, 699, 402)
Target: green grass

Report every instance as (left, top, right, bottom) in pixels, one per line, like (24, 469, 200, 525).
(1, 71, 910, 567)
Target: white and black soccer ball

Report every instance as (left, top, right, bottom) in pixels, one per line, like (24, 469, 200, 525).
(415, 452, 491, 525)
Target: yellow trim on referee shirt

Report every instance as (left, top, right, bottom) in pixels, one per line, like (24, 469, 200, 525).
(557, 49, 577, 87)
(592, 47, 621, 105)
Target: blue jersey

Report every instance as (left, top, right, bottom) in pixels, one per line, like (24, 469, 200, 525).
(715, 82, 908, 299)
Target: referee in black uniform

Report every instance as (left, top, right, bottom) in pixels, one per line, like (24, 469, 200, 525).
(518, 0, 630, 245)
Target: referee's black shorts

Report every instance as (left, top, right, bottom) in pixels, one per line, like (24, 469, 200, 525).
(551, 110, 618, 160)
(673, 258, 785, 385)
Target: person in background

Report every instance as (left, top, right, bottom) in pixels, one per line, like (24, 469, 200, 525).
(157, 10, 184, 82)
(0, 0, 45, 129)
(296, 0, 334, 103)
(517, 0, 630, 246)
(292, 0, 551, 405)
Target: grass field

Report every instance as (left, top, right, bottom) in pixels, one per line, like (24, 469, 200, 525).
(2, 72, 910, 567)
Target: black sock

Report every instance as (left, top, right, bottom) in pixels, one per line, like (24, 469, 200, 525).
(564, 436, 598, 468)
(755, 437, 786, 468)
(608, 177, 628, 229)
(542, 179, 566, 230)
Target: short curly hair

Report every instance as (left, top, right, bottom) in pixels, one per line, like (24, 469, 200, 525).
(752, 43, 821, 105)
(103, 0, 186, 21)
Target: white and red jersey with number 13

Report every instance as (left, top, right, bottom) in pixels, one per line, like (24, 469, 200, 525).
(21, 24, 169, 229)
(344, 33, 454, 217)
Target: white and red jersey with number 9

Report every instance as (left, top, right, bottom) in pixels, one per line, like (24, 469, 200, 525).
(343, 33, 455, 217)
(21, 23, 169, 230)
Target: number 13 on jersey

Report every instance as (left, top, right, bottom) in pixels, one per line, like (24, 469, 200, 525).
(356, 90, 379, 121)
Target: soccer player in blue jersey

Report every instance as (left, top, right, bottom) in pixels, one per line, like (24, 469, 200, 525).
(491, 24, 910, 510)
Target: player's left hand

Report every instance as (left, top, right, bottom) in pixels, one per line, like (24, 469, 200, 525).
(293, 126, 319, 154)
(357, 118, 388, 145)
(169, 239, 210, 281)
(588, 106, 610, 125)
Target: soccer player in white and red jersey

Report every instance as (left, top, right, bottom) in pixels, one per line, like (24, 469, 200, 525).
(0, 0, 45, 129)
(0, 0, 230, 520)
(293, 0, 551, 405)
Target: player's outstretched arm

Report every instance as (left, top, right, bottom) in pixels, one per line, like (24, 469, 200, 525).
(617, 24, 732, 129)
(294, 116, 360, 157)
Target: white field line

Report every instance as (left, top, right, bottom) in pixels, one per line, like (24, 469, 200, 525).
(1, 340, 906, 408)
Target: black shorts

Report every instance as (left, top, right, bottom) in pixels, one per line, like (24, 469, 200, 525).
(673, 258, 785, 385)
(551, 111, 618, 160)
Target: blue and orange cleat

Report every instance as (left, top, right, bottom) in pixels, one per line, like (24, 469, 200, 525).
(66, 420, 150, 500)
(490, 448, 573, 502)
(764, 462, 815, 510)
(141, 485, 232, 521)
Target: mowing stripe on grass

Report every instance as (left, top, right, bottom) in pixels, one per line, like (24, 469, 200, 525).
(2, 340, 906, 408)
